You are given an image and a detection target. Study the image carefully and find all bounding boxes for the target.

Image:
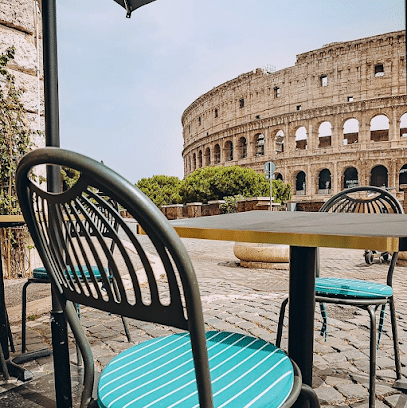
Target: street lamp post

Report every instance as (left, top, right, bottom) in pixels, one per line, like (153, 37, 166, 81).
(40, 1, 157, 405)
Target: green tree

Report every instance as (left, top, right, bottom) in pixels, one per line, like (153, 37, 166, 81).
(180, 166, 270, 204)
(136, 175, 182, 207)
(0, 47, 34, 278)
(271, 178, 292, 204)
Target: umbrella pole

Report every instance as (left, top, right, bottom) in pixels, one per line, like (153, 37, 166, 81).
(41, 1, 72, 407)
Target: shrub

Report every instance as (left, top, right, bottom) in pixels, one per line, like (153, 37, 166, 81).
(136, 175, 182, 207)
(180, 166, 270, 204)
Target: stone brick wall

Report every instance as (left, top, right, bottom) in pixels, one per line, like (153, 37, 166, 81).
(160, 198, 282, 220)
(181, 30, 407, 204)
(0, 0, 44, 147)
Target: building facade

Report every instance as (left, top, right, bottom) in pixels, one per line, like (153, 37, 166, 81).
(182, 30, 407, 202)
(0, 0, 44, 148)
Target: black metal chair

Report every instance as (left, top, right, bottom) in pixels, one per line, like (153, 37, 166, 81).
(20, 196, 132, 356)
(16, 147, 319, 408)
(276, 186, 403, 408)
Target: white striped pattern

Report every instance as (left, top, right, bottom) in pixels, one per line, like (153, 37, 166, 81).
(97, 331, 295, 408)
(315, 277, 392, 298)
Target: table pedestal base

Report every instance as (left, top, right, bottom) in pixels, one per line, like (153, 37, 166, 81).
(12, 348, 52, 365)
(393, 379, 407, 392)
(4, 360, 33, 381)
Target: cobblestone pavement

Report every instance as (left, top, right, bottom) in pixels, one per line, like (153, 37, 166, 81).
(2, 236, 407, 407)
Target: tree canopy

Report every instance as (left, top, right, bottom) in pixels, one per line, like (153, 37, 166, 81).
(136, 166, 292, 207)
(180, 166, 270, 203)
(136, 175, 182, 207)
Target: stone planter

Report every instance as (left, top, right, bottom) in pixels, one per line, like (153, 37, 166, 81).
(397, 251, 407, 266)
(233, 242, 289, 269)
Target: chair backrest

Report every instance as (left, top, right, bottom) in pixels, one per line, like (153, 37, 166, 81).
(320, 186, 404, 214)
(318, 186, 403, 281)
(16, 147, 212, 407)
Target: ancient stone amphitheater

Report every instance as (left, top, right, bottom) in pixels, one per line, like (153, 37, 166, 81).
(182, 30, 407, 203)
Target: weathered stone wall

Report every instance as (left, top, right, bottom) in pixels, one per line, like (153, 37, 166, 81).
(0, 0, 44, 148)
(182, 30, 407, 203)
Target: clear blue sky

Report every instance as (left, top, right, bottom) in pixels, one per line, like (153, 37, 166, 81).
(56, 0, 404, 183)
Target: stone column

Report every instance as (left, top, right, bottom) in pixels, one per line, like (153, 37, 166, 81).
(306, 163, 313, 196)
(388, 160, 396, 189)
(232, 135, 238, 161)
(287, 125, 296, 153)
(307, 123, 314, 151)
(264, 127, 272, 156)
(247, 133, 256, 158)
(331, 115, 341, 149)
(359, 111, 370, 144)
(390, 108, 400, 141)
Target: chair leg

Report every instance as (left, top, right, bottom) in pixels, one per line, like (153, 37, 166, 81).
(377, 304, 386, 348)
(120, 316, 132, 342)
(389, 297, 402, 380)
(75, 303, 83, 366)
(319, 303, 328, 340)
(21, 280, 32, 353)
(276, 297, 288, 348)
(367, 305, 378, 408)
(0, 342, 10, 380)
(6, 310, 15, 353)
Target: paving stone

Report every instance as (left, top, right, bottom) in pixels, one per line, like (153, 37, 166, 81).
(324, 376, 354, 387)
(314, 384, 346, 405)
(384, 392, 407, 407)
(335, 383, 369, 400)
(351, 400, 389, 408)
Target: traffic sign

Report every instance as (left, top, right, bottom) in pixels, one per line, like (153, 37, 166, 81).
(264, 161, 276, 179)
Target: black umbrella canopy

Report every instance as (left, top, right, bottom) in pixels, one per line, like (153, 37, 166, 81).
(113, 0, 157, 17)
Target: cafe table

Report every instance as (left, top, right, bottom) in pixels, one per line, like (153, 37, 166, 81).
(170, 210, 407, 393)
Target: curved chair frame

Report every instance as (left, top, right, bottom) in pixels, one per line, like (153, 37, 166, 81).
(20, 196, 132, 356)
(277, 186, 402, 408)
(16, 148, 318, 408)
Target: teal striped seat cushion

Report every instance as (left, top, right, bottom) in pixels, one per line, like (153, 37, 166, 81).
(33, 265, 105, 280)
(97, 331, 294, 408)
(315, 277, 392, 299)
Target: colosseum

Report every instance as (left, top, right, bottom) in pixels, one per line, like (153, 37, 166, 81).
(182, 30, 407, 203)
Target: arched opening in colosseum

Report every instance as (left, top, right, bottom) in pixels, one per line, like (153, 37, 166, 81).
(343, 167, 359, 189)
(295, 171, 306, 195)
(400, 113, 407, 137)
(204, 147, 211, 166)
(318, 169, 331, 193)
(275, 130, 285, 154)
(295, 127, 307, 150)
(255, 134, 265, 156)
(318, 122, 332, 148)
(198, 150, 203, 168)
(225, 141, 233, 161)
(370, 165, 388, 187)
(370, 115, 389, 142)
(399, 164, 407, 191)
(275, 173, 283, 181)
(214, 144, 221, 164)
(192, 153, 196, 171)
(238, 137, 247, 158)
(343, 118, 359, 144)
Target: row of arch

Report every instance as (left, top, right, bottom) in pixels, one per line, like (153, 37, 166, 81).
(186, 113, 407, 173)
(287, 164, 407, 195)
(293, 114, 407, 149)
